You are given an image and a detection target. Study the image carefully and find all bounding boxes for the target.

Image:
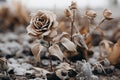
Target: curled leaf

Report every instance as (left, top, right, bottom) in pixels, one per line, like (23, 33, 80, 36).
(31, 43, 44, 62)
(49, 44, 64, 61)
(60, 37, 76, 51)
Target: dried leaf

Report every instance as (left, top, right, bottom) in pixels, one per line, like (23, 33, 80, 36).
(49, 44, 64, 61)
(26, 25, 42, 39)
(107, 39, 120, 65)
(53, 32, 69, 43)
(31, 43, 44, 62)
(73, 33, 88, 50)
(60, 37, 76, 51)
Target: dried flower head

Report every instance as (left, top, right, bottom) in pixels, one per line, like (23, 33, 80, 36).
(70, 1, 77, 9)
(103, 9, 112, 20)
(64, 9, 71, 17)
(86, 10, 97, 19)
(27, 10, 58, 39)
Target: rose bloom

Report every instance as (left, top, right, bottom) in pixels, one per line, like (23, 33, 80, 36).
(27, 10, 58, 39)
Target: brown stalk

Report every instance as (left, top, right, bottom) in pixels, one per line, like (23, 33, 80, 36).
(47, 41, 53, 71)
(70, 9, 75, 41)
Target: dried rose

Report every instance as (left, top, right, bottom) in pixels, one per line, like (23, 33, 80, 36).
(27, 10, 58, 39)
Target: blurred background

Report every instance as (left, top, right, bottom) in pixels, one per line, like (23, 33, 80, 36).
(0, 0, 120, 31)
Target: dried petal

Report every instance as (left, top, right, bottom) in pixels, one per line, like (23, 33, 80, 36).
(26, 25, 42, 39)
(31, 43, 44, 62)
(60, 37, 76, 51)
(49, 44, 64, 61)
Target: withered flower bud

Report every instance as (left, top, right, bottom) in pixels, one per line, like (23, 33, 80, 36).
(86, 10, 97, 19)
(26, 10, 58, 39)
(64, 9, 71, 17)
(103, 9, 112, 19)
(70, 1, 77, 9)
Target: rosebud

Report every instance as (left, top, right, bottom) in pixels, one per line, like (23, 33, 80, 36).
(70, 1, 77, 9)
(103, 9, 112, 19)
(64, 9, 71, 17)
(86, 10, 97, 18)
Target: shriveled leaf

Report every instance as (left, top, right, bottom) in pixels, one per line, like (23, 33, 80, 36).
(73, 33, 88, 50)
(107, 39, 120, 65)
(60, 37, 76, 51)
(31, 43, 44, 62)
(53, 32, 69, 43)
(49, 44, 64, 61)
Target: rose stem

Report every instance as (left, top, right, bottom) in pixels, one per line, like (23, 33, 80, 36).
(48, 42, 53, 71)
(70, 9, 75, 41)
